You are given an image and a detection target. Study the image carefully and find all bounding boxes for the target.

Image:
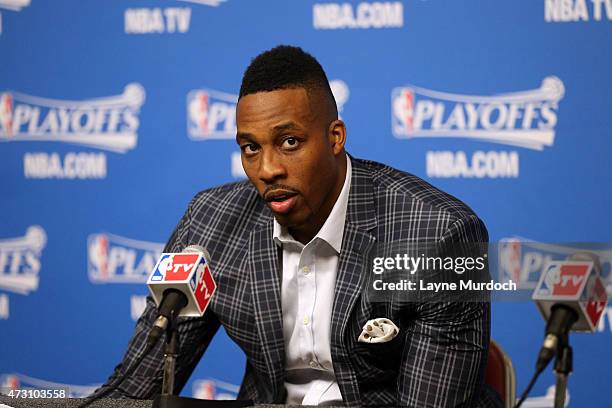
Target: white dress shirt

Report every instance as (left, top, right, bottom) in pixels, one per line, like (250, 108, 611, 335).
(273, 156, 352, 406)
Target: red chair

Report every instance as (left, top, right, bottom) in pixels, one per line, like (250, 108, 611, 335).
(485, 340, 516, 408)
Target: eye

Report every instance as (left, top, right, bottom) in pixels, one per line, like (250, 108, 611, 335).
(240, 143, 259, 156)
(282, 137, 299, 149)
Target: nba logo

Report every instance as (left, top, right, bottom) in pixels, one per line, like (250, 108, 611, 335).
(188, 91, 210, 136)
(500, 240, 522, 284)
(0, 375, 20, 390)
(151, 254, 171, 282)
(0, 93, 13, 137)
(392, 88, 415, 134)
(88, 234, 109, 281)
(190, 263, 204, 290)
(187, 88, 237, 139)
(538, 263, 561, 295)
(194, 380, 216, 400)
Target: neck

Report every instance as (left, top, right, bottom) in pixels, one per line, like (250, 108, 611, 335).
(290, 154, 347, 244)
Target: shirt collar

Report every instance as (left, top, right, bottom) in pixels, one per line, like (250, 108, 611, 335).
(273, 155, 352, 253)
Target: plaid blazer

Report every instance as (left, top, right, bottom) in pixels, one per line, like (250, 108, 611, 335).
(96, 157, 500, 407)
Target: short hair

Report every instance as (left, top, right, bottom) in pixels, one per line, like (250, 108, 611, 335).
(239, 45, 338, 118)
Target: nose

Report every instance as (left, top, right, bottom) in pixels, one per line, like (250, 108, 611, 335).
(258, 148, 286, 184)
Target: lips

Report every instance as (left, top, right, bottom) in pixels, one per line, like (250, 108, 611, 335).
(265, 189, 299, 215)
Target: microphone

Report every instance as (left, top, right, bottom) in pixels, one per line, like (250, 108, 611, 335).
(146, 245, 217, 346)
(532, 252, 608, 371)
(78, 245, 217, 408)
(515, 252, 608, 408)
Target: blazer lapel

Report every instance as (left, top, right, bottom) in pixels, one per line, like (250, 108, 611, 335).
(330, 158, 377, 405)
(248, 220, 286, 402)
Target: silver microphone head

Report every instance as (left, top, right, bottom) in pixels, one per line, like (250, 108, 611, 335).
(182, 245, 211, 263)
(568, 251, 602, 274)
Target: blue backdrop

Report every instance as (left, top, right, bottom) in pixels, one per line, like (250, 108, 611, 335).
(1, 0, 611, 406)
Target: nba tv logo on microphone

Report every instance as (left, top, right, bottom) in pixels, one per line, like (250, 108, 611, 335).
(151, 253, 199, 281)
(534, 261, 608, 331)
(535, 262, 591, 297)
(148, 252, 216, 316)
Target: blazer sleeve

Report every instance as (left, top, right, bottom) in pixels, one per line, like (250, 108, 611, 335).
(91, 197, 222, 399)
(396, 215, 493, 407)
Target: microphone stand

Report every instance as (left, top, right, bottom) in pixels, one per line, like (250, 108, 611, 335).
(553, 332, 572, 408)
(152, 317, 253, 408)
(154, 313, 204, 408)
(153, 312, 188, 408)
(161, 319, 180, 397)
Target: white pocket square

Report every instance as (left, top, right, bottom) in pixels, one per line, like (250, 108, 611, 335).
(358, 318, 399, 343)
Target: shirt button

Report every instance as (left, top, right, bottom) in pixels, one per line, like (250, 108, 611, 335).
(302, 266, 310, 275)
(309, 360, 318, 369)
(303, 316, 310, 325)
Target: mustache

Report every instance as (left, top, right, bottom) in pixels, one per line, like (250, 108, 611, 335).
(262, 184, 300, 200)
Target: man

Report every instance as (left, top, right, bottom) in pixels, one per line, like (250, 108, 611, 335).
(96, 45, 500, 407)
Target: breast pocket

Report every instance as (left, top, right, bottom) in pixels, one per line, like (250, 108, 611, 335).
(348, 314, 405, 375)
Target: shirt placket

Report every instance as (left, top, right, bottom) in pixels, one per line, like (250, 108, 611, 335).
(297, 242, 317, 369)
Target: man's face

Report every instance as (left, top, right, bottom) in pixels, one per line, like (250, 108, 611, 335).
(236, 88, 346, 243)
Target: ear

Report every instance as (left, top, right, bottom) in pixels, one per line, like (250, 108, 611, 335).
(328, 119, 346, 156)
